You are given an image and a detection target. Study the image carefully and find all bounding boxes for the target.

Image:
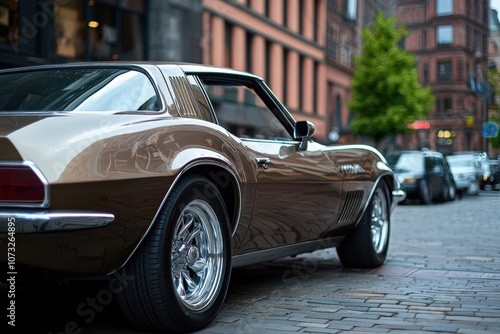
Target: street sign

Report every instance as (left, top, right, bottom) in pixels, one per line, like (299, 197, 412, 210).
(483, 122, 499, 138)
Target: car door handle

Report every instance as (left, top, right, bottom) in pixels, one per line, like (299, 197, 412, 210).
(255, 157, 270, 170)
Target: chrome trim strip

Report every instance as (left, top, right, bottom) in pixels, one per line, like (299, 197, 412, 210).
(0, 211, 114, 233)
(232, 237, 344, 268)
(0, 161, 50, 208)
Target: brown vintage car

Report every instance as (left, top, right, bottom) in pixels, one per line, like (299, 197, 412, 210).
(0, 63, 405, 332)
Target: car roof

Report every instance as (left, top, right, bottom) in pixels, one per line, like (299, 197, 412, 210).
(0, 61, 263, 80)
(389, 150, 443, 157)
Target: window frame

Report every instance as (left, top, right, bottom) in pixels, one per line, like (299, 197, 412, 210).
(437, 25, 454, 45)
(437, 60, 453, 81)
(194, 73, 297, 142)
(436, 0, 453, 16)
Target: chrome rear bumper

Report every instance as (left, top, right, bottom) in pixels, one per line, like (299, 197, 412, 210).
(0, 211, 114, 233)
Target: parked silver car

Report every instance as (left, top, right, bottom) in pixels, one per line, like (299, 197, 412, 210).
(446, 155, 481, 195)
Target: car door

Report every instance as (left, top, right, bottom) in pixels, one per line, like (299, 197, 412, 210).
(194, 74, 343, 252)
(425, 155, 445, 199)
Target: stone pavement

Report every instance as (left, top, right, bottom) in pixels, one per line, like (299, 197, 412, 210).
(197, 192, 500, 334)
(7, 192, 500, 333)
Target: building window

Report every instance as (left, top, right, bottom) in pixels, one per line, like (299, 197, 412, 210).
(246, 31, 253, 73)
(298, 55, 304, 112)
(298, 0, 303, 35)
(265, 40, 271, 83)
(335, 94, 342, 129)
(466, 25, 471, 49)
(420, 30, 427, 50)
(436, 0, 453, 16)
(282, 48, 288, 105)
(166, 8, 186, 61)
(0, 0, 19, 50)
(283, 0, 288, 28)
(224, 22, 233, 68)
(437, 61, 452, 81)
(345, 0, 357, 21)
(313, 61, 318, 114)
(54, 1, 85, 59)
(423, 63, 429, 85)
(437, 25, 453, 45)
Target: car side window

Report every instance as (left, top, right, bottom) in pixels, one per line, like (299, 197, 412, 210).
(197, 77, 292, 141)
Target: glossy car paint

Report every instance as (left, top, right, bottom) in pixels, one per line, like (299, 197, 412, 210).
(0, 63, 401, 277)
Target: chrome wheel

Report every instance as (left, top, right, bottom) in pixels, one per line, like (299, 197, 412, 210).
(370, 188, 389, 254)
(117, 175, 231, 332)
(171, 199, 224, 311)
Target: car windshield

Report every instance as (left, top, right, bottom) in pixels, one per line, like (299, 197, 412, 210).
(446, 156, 474, 167)
(0, 68, 160, 112)
(387, 153, 424, 173)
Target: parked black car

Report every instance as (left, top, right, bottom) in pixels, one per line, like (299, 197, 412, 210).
(386, 150, 456, 204)
(485, 160, 500, 191)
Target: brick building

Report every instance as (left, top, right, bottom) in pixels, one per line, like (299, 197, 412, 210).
(396, 0, 490, 154)
(201, 0, 329, 139)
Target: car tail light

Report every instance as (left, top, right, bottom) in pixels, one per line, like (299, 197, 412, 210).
(0, 163, 47, 206)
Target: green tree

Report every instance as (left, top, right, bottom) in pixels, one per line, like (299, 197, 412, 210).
(348, 13, 434, 145)
(487, 69, 500, 149)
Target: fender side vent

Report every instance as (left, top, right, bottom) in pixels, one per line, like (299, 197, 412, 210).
(338, 190, 364, 224)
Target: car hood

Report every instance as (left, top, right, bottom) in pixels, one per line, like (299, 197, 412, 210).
(449, 166, 476, 174)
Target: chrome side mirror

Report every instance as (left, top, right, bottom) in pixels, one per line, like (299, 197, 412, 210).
(294, 120, 315, 151)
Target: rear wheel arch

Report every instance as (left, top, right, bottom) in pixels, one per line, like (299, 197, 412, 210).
(182, 163, 241, 234)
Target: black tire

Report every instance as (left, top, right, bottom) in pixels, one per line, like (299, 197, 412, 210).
(337, 182, 391, 268)
(116, 174, 232, 332)
(438, 182, 452, 203)
(447, 182, 456, 201)
(419, 179, 432, 205)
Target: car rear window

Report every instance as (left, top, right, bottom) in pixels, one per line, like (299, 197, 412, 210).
(0, 68, 160, 112)
(387, 153, 424, 173)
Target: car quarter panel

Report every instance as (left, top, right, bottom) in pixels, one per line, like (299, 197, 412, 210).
(0, 114, 255, 276)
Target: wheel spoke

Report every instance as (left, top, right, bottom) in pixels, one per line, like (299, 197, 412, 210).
(178, 213, 194, 240)
(189, 258, 206, 273)
(185, 223, 201, 244)
(181, 269, 198, 290)
(176, 276, 186, 298)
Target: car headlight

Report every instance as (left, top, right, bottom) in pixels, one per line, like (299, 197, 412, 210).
(483, 175, 488, 181)
(403, 177, 417, 184)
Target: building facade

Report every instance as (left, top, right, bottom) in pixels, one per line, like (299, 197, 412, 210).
(0, 0, 203, 68)
(201, 0, 329, 140)
(396, 0, 490, 154)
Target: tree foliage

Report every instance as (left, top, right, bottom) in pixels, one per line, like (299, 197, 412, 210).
(487, 70, 500, 149)
(348, 13, 434, 144)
